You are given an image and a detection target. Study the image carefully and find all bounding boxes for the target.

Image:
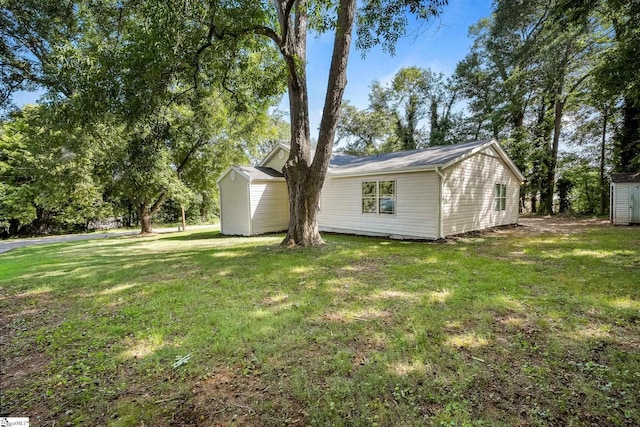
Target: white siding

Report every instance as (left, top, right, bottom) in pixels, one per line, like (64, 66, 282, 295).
(612, 183, 630, 225)
(442, 147, 520, 236)
(262, 148, 288, 173)
(318, 171, 439, 239)
(219, 172, 251, 235)
(249, 181, 290, 234)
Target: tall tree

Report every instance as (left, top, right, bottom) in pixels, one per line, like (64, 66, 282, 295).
(457, 0, 604, 214)
(337, 66, 460, 156)
(556, 0, 640, 173)
(0, 104, 110, 236)
(370, 66, 459, 150)
(1, 1, 286, 234)
(197, 1, 447, 246)
(336, 101, 391, 155)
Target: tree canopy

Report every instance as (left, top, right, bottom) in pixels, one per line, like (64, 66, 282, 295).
(2, 0, 640, 237)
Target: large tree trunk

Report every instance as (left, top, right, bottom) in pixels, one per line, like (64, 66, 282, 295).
(138, 204, 153, 234)
(280, 0, 356, 247)
(136, 193, 167, 234)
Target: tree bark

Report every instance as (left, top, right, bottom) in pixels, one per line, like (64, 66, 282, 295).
(616, 99, 640, 172)
(139, 204, 153, 234)
(540, 95, 565, 215)
(281, 0, 356, 247)
(137, 192, 167, 234)
(599, 110, 608, 214)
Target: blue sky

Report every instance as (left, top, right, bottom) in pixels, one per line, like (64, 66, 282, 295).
(13, 0, 493, 135)
(291, 0, 494, 139)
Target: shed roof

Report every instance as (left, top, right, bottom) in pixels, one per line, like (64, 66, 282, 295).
(611, 172, 640, 183)
(237, 166, 284, 180)
(216, 165, 284, 185)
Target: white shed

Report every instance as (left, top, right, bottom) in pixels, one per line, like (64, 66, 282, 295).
(216, 165, 289, 236)
(610, 173, 640, 225)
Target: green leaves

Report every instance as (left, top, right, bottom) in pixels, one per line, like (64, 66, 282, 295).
(355, 0, 448, 54)
(337, 66, 461, 155)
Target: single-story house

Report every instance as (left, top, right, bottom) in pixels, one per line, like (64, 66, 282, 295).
(217, 139, 525, 239)
(610, 172, 640, 225)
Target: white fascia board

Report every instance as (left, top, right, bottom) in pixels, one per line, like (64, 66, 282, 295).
(215, 166, 250, 185)
(327, 165, 440, 179)
(490, 140, 526, 182)
(249, 177, 287, 183)
(440, 139, 495, 171)
(259, 142, 291, 167)
(439, 139, 525, 182)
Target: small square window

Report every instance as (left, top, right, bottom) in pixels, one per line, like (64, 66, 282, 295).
(362, 180, 396, 214)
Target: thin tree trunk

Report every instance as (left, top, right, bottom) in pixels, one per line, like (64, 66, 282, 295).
(599, 110, 608, 214)
(531, 194, 537, 214)
(540, 96, 565, 215)
(616, 99, 640, 172)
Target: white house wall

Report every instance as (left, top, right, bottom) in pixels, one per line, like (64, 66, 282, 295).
(249, 181, 290, 234)
(612, 183, 630, 225)
(442, 147, 520, 236)
(318, 172, 440, 239)
(219, 173, 251, 236)
(262, 148, 288, 173)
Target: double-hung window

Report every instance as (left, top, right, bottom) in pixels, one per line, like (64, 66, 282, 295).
(362, 180, 396, 214)
(494, 184, 506, 211)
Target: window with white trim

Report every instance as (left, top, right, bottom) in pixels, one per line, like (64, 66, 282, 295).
(494, 184, 506, 211)
(362, 180, 396, 214)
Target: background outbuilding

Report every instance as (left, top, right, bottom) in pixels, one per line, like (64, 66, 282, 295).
(610, 173, 640, 225)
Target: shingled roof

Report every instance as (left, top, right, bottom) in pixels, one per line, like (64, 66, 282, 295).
(328, 139, 524, 180)
(219, 139, 525, 184)
(236, 166, 283, 180)
(611, 172, 640, 183)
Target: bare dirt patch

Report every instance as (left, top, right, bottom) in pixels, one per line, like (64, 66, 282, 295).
(515, 216, 611, 235)
(171, 365, 306, 426)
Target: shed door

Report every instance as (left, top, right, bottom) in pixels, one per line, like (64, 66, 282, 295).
(631, 185, 640, 223)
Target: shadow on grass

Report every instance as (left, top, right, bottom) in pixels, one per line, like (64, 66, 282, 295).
(1, 226, 639, 426)
(163, 231, 226, 241)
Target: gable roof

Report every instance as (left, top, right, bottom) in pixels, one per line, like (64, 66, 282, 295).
(259, 142, 291, 168)
(218, 139, 525, 185)
(328, 139, 525, 181)
(238, 166, 284, 180)
(611, 172, 640, 183)
(216, 165, 284, 184)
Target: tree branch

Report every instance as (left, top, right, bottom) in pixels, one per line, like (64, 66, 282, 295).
(313, 0, 356, 175)
(176, 138, 207, 176)
(280, 0, 297, 47)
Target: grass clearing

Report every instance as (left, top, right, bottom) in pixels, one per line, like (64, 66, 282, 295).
(1, 223, 639, 426)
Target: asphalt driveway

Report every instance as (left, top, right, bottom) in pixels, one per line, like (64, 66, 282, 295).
(0, 225, 217, 254)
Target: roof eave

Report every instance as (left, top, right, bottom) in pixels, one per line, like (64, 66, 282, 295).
(439, 139, 525, 182)
(259, 142, 291, 167)
(328, 165, 441, 178)
(215, 166, 251, 185)
(250, 177, 287, 182)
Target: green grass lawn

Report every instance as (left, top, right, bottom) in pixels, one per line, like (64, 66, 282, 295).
(1, 224, 639, 426)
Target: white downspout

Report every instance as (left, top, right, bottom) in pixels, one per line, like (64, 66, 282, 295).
(247, 181, 252, 236)
(217, 183, 223, 234)
(436, 166, 445, 239)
